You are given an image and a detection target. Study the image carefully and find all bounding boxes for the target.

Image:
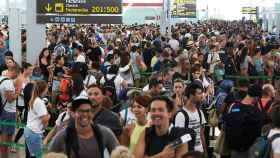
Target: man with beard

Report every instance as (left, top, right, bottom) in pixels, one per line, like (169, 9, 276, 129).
(86, 84, 123, 138)
(174, 82, 207, 154)
(145, 78, 164, 97)
(48, 97, 119, 158)
(134, 96, 190, 158)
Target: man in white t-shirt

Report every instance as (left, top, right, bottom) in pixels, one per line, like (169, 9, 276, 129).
(0, 74, 18, 114)
(174, 82, 207, 154)
(268, 102, 280, 158)
(0, 66, 20, 158)
(168, 34, 180, 52)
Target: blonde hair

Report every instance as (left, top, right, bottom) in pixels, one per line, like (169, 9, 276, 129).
(262, 83, 275, 96)
(29, 80, 48, 109)
(111, 146, 134, 158)
(43, 152, 67, 158)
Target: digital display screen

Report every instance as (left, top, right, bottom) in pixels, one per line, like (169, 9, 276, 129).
(36, 0, 122, 24)
(242, 7, 257, 15)
(37, 0, 122, 14)
(171, 0, 196, 18)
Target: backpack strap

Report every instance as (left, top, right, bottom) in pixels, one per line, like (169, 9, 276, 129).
(176, 107, 203, 128)
(269, 133, 280, 143)
(258, 99, 273, 112)
(104, 75, 108, 82)
(268, 133, 280, 156)
(196, 107, 203, 125)
(86, 74, 92, 87)
(0, 78, 9, 86)
(60, 112, 67, 123)
(177, 109, 189, 129)
(110, 76, 117, 82)
(64, 122, 105, 158)
(124, 108, 128, 125)
(65, 121, 79, 158)
(92, 124, 105, 158)
(264, 99, 274, 112)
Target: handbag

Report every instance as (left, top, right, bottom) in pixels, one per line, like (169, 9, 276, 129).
(214, 129, 230, 155)
(208, 108, 219, 127)
(207, 98, 219, 127)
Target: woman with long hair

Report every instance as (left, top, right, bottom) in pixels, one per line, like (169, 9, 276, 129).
(24, 80, 50, 158)
(38, 48, 51, 81)
(121, 95, 151, 152)
(72, 73, 87, 99)
(239, 47, 252, 76)
(119, 52, 134, 86)
(172, 79, 186, 110)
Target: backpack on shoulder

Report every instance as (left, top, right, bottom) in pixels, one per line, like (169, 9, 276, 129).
(207, 98, 219, 127)
(173, 107, 202, 151)
(103, 76, 117, 104)
(249, 133, 280, 158)
(224, 102, 264, 152)
(174, 107, 203, 127)
(58, 78, 72, 102)
(258, 99, 274, 124)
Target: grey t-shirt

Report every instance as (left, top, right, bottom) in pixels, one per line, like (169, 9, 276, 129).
(48, 124, 119, 158)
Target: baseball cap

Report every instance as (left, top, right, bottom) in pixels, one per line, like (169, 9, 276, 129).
(71, 97, 93, 112)
(5, 50, 13, 57)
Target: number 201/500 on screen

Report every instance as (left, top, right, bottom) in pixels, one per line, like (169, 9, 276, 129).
(91, 6, 120, 14)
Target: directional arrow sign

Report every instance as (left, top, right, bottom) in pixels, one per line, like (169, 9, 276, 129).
(45, 3, 53, 12)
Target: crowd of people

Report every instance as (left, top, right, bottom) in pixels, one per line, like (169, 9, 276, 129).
(0, 20, 279, 158)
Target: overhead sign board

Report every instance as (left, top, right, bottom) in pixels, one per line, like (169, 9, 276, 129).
(36, 0, 122, 24)
(242, 7, 257, 14)
(171, 0, 196, 18)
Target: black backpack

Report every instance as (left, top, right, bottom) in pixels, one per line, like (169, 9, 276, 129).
(249, 133, 280, 158)
(224, 102, 264, 152)
(258, 99, 274, 124)
(103, 76, 117, 104)
(173, 108, 202, 151)
(174, 107, 203, 127)
(258, 99, 273, 112)
(0, 78, 10, 115)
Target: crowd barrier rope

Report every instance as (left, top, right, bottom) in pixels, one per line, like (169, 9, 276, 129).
(0, 121, 49, 157)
